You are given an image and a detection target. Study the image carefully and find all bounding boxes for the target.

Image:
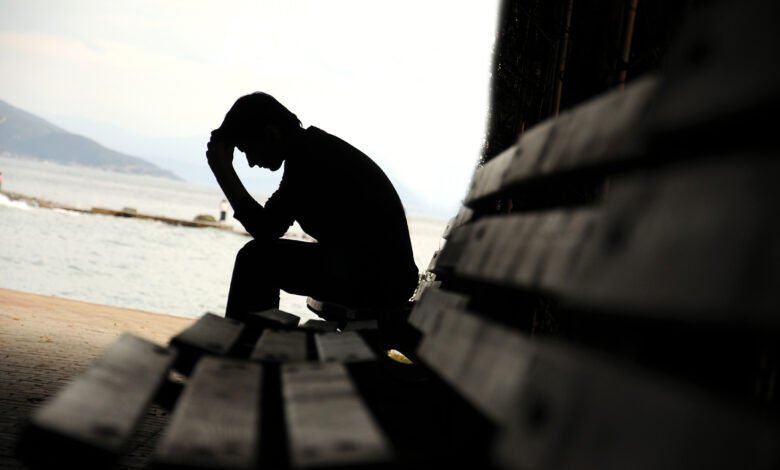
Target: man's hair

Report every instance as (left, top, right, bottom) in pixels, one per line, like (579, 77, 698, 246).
(212, 92, 301, 144)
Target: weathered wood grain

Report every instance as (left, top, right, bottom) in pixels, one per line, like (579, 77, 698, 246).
(153, 357, 262, 470)
(562, 155, 780, 324)
(24, 334, 176, 466)
(282, 362, 393, 468)
(495, 339, 780, 470)
(315, 332, 376, 363)
(169, 313, 245, 374)
(251, 330, 309, 363)
(646, 0, 780, 141)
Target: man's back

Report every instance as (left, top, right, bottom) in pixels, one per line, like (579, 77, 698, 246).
(284, 127, 418, 298)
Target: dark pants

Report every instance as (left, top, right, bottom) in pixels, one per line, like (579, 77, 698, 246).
(225, 238, 411, 322)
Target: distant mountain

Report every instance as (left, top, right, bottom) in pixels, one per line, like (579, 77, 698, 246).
(0, 99, 179, 180)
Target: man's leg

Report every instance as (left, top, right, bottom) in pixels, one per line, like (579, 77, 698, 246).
(224, 238, 344, 321)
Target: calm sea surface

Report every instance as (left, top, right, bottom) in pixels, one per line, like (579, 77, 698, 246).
(0, 156, 447, 322)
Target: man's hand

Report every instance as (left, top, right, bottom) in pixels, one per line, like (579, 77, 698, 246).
(206, 136, 253, 214)
(206, 139, 235, 167)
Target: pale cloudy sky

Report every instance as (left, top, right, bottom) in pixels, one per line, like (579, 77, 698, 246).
(0, 1, 500, 216)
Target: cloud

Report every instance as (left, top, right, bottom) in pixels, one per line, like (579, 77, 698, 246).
(0, 1, 500, 214)
(0, 30, 253, 137)
(0, 31, 100, 64)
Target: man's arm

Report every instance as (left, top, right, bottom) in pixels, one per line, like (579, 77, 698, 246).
(206, 139, 293, 239)
(206, 140, 252, 210)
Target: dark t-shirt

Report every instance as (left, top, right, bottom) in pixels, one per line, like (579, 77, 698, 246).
(233, 126, 419, 304)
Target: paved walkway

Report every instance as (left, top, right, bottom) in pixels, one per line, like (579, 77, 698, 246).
(0, 288, 193, 469)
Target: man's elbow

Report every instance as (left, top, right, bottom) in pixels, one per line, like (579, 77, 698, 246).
(245, 224, 285, 241)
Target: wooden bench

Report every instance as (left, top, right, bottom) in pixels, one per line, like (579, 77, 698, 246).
(18, 1, 780, 468)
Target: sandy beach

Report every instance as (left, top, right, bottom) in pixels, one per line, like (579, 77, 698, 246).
(0, 288, 194, 469)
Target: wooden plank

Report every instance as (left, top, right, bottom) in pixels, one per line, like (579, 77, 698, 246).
(442, 206, 474, 239)
(408, 287, 469, 335)
(315, 332, 376, 363)
(429, 227, 470, 275)
(464, 118, 553, 205)
(501, 119, 557, 190)
(534, 75, 657, 176)
(646, 0, 780, 141)
(426, 249, 442, 273)
(561, 155, 780, 325)
(453, 213, 511, 283)
(299, 319, 340, 332)
(538, 209, 602, 291)
(23, 334, 176, 466)
(251, 330, 309, 363)
(153, 357, 262, 470)
(464, 77, 657, 206)
(282, 362, 394, 468)
(466, 144, 517, 204)
(494, 340, 780, 470)
(416, 305, 532, 424)
(443, 208, 600, 292)
(245, 308, 300, 331)
(169, 313, 245, 374)
(475, 214, 543, 285)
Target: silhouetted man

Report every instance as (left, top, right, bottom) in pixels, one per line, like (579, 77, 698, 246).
(207, 93, 419, 322)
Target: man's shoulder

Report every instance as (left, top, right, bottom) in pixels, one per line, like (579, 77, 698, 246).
(301, 126, 391, 184)
(304, 126, 373, 163)
(304, 126, 344, 148)
(304, 125, 328, 138)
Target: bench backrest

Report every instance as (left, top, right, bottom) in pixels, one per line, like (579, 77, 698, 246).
(406, 0, 780, 467)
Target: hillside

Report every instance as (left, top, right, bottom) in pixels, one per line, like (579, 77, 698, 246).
(0, 100, 179, 180)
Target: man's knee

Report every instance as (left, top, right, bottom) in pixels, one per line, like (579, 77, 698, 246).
(236, 238, 273, 261)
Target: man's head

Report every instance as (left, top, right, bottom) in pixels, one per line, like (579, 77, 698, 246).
(211, 92, 301, 171)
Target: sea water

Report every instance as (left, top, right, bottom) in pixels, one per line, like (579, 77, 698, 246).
(0, 156, 447, 322)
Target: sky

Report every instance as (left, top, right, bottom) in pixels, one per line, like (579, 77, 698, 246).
(0, 0, 500, 216)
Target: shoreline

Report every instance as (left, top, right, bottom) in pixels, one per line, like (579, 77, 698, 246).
(0, 287, 194, 469)
(0, 189, 244, 233)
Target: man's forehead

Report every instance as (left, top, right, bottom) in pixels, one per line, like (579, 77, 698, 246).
(234, 139, 251, 152)
(235, 135, 261, 150)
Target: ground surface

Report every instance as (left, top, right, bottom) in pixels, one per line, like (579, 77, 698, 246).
(0, 288, 193, 469)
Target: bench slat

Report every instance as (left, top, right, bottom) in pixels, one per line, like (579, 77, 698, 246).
(153, 357, 262, 470)
(246, 308, 300, 330)
(646, 0, 780, 142)
(315, 332, 376, 363)
(442, 206, 474, 239)
(416, 301, 532, 424)
(429, 229, 470, 276)
(251, 330, 309, 363)
(282, 362, 394, 468)
(25, 334, 176, 466)
(170, 313, 245, 374)
(535, 76, 656, 176)
(562, 155, 780, 325)
(465, 76, 657, 206)
(437, 208, 600, 291)
(466, 141, 521, 205)
(494, 339, 780, 470)
(408, 287, 469, 335)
